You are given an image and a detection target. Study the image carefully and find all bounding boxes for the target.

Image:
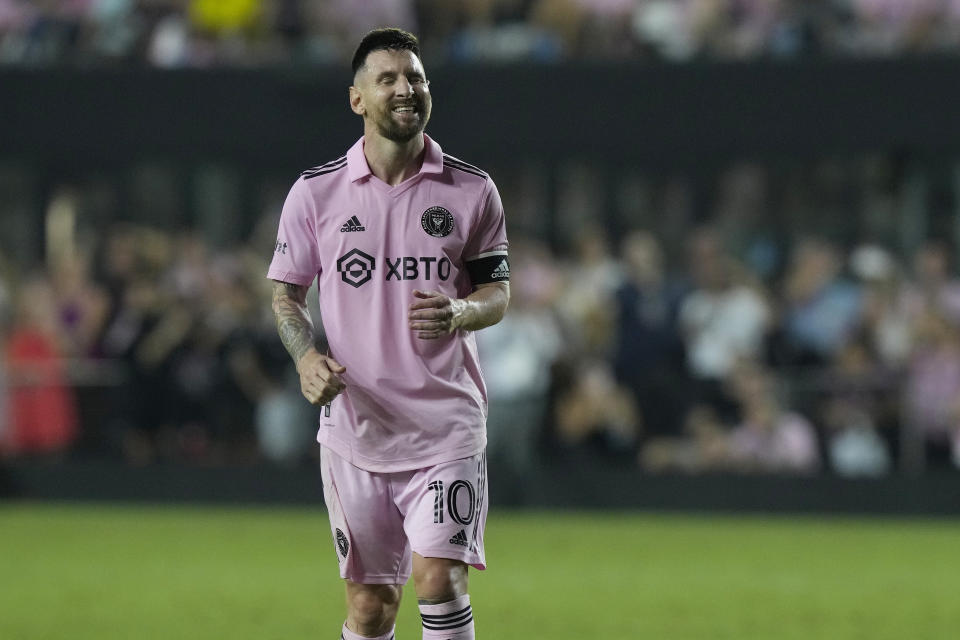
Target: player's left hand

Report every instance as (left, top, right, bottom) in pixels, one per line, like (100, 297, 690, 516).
(408, 289, 466, 339)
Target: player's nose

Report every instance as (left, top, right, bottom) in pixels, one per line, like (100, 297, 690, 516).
(394, 75, 413, 96)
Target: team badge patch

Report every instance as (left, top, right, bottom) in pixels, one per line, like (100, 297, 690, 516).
(335, 528, 349, 558)
(421, 206, 455, 238)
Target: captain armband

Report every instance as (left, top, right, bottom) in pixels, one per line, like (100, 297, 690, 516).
(465, 251, 510, 285)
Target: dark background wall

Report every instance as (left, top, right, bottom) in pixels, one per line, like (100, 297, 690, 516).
(4, 57, 959, 171)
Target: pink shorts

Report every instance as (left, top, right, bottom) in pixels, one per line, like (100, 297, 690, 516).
(320, 446, 488, 584)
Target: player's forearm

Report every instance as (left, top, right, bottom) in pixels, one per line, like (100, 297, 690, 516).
(451, 282, 510, 332)
(271, 280, 318, 367)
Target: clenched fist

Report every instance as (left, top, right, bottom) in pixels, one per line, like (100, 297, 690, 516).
(296, 350, 346, 405)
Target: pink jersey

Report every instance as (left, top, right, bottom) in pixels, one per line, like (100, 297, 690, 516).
(267, 135, 508, 472)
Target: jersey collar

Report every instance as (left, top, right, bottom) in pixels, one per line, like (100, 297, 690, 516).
(347, 134, 444, 183)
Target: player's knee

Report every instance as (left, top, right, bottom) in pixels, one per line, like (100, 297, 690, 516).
(414, 558, 469, 602)
(346, 584, 401, 635)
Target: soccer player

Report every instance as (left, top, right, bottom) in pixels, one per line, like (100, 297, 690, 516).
(267, 28, 510, 640)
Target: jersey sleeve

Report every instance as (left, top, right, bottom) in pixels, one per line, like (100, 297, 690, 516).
(463, 177, 509, 286)
(266, 177, 321, 286)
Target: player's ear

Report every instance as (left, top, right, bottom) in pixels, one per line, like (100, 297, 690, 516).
(349, 86, 365, 116)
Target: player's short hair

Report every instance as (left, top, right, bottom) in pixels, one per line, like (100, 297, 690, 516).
(351, 28, 421, 76)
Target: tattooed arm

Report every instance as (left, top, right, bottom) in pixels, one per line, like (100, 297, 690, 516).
(271, 280, 346, 405)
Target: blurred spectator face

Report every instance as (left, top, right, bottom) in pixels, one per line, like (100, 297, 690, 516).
(787, 238, 841, 299)
(687, 228, 728, 290)
(575, 230, 612, 265)
(350, 48, 432, 144)
(727, 359, 770, 402)
(621, 230, 663, 285)
(913, 310, 958, 349)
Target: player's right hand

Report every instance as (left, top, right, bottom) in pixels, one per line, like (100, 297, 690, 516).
(295, 350, 346, 405)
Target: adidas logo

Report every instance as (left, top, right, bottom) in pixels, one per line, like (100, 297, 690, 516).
(449, 529, 469, 547)
(340, 215, 366, 232)
(491, 259, 510, 280)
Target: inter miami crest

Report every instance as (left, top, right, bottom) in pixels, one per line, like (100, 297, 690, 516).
(421, 206, 455, 238)
(335, 528, 349, 558)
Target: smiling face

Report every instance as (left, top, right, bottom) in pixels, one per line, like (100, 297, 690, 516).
(350, 48, 432, 144)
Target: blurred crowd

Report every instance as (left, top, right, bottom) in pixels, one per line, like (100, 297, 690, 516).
(489, 228, 960, 478)
(2, 156, 960, 477)
(0, 208, 315, 466)
(3, 0, 960, 67)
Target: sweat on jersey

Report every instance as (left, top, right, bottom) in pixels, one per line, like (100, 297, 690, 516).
(267, 135, 509, 473)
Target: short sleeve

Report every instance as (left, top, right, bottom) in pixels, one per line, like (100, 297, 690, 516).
(463, 177, 508, 261)
(266, 177, 321, 286)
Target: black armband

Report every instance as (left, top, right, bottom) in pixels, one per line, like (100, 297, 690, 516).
(465, 252, 510, 285)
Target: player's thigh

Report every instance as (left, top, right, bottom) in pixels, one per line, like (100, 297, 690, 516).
(393, 451, 489, 571)
(321, 446, 412, 584)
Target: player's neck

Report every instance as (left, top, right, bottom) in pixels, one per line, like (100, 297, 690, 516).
(362, 133, 425, 186)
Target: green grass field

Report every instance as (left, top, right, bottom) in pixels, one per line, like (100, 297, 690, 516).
(1, 503, 958, 639)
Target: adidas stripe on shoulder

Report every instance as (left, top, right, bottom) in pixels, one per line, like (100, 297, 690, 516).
(302, 156, 347, 180)
(442, 154, 488, 179)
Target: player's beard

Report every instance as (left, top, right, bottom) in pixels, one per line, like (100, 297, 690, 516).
(373, 95, 431, 143)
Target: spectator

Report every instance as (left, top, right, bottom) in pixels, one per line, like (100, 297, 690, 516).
(678, 227, 770, 402)
(851, 243, 912, 367)
(49, 248, 110, 359)
(639, 404, 729, 474)
(555, 229, 623, 358)
(613, 230, 686, 437)
(551, 360, 641, 463)
(824, 399, 892, 477)
(903, 310, 960, 469)
(3, 275, 79, 457)
(901, 240, 960, 327)
(819, 339, 896, 477)
(724, 361, 821, 474)
(779, 237, 862, 365)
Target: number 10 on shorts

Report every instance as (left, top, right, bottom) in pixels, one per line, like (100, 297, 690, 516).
(427, 479, 477, 525)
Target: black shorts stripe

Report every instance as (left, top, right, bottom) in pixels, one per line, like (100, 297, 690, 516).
(303, 156, 346, 174)
(302, 161, 347, 180)
(470, 451, 486, 547)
